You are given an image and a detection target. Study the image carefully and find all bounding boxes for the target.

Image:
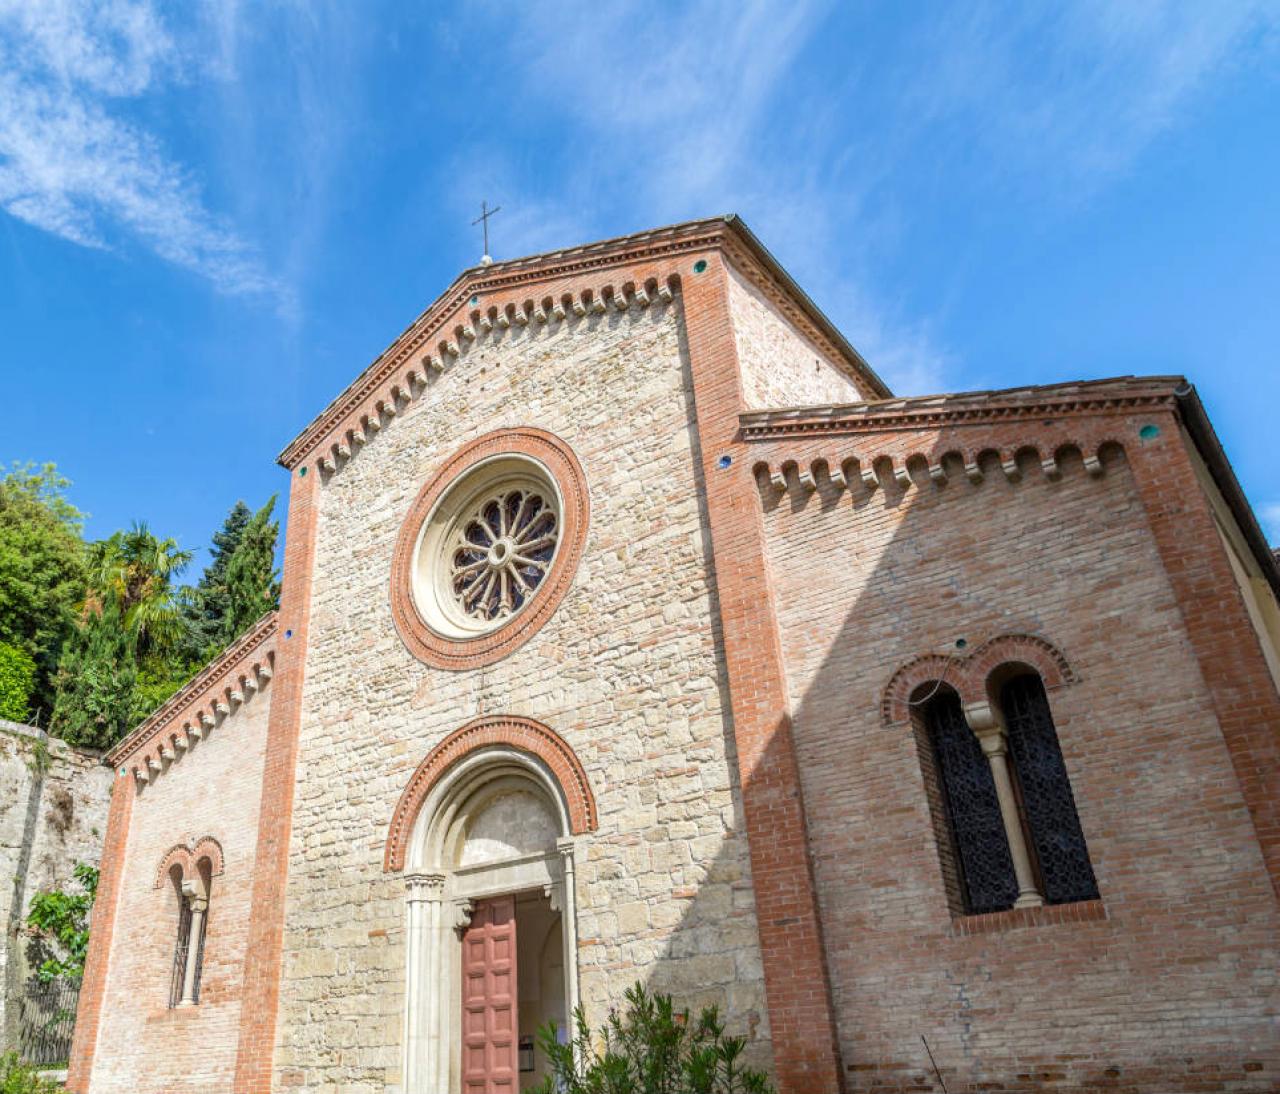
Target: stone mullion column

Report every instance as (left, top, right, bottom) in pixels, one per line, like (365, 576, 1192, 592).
(403, 873, 445, 1094)
(965, 702, 1043, 909)
(178, 891, 209, 1006)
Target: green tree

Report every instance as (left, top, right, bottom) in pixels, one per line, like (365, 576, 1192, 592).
(0, 464, 86, 718)
(47, 605, 138, 749)
(221, 496, 280, 643)
(0, 643, 37, 722)
(180, 499, 253, 660)
(534, 983, 774, 1094)
(25, 863, 98, 984)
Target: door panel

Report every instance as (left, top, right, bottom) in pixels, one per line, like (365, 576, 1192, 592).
(461, 896, 518, 1093)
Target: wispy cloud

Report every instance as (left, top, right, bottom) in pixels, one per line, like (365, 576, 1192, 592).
(472, 0, 951, 393)
(466, 0, 1278, 396)
(1260, 503, 1280, 545)
(908, 1, 1280, 189)
(0, 0, 282, 299)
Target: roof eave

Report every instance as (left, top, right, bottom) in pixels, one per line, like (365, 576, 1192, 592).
(1174, 383, 1280, 599)
(275, 215, 890, 468)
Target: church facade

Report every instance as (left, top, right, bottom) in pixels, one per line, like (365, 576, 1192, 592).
(66, 217, 1280, 1094)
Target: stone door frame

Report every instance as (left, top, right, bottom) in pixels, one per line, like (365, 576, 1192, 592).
(400, 746, 580, 1093)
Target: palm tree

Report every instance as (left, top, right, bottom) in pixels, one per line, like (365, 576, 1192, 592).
(83, 522, 191, 658)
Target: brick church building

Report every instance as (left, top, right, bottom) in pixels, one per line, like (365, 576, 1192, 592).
(67, 217, 1279, 1093)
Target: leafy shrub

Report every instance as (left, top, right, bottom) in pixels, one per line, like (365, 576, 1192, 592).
(534, 982, 774, 1094)
(0, 643, 36, 722)
(0, 1053, 62, 1093)
(25, 863, 98, 983)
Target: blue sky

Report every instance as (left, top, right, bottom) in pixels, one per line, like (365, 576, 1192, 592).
(1, 1, 1278, 570)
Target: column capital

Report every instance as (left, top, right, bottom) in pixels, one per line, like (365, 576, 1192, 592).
(404, 872, 446, 903)
(963, 699, 1005, 738)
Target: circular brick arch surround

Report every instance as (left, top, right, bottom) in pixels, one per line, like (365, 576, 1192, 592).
(881, 633, 1079, 725)
(383, 715, 598, 872)
(390, 427, 590, 671)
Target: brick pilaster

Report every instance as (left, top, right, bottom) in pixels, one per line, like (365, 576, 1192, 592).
(679, 255, 845, 1093)
(1129, 418, 1280, 897)
(232, 468, 320, 1092)
(66, 770, 135, 1093)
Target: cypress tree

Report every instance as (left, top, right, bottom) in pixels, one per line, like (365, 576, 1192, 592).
(221, 496, 281, 645)
(181, 500, 252, 659)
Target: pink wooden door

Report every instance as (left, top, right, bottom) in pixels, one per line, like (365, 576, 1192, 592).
(461, 896, 518, 1093)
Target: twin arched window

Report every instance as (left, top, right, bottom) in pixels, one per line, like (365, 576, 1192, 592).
(920, 672, 1098, 915)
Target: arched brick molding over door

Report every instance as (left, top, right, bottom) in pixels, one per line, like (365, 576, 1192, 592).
(883, 634, 1079, 725)
(384, 715, 598, 872)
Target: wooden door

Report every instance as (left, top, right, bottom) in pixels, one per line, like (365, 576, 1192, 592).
(461, 895, 518, 1092)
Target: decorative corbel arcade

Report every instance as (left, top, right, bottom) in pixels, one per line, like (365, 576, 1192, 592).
(105, 611, 278, 788)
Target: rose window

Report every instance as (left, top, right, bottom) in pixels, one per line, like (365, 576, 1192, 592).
(450, 489, 558, 622)
(409, 454, 565, 641)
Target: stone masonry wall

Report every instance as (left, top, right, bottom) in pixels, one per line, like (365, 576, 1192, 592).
(0, 721, 110, 1053)
(726, 263, 868, 409)
(758, 430, 1279, 1092)
(273, 294, 771, 1092)
(87, 680, 273, 1093)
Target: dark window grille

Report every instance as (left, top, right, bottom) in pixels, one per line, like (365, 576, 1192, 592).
(192, 907, 207, 1003)
(1002, 674, 1099, 905)
(924, 691, 1019, 914)
(16, 979, 80, 1066)
(168, 898, 192, 1008)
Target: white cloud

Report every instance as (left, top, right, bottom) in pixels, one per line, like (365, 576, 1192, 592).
(475, 0, 952, 394)
(468, 0, 1278, 396)
(909, 1, 1280, 188)
(0, 0, 281, 298)
(1260, 503, 1280, 545)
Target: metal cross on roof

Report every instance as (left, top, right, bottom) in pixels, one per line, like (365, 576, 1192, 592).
(472, 200, 501, 263)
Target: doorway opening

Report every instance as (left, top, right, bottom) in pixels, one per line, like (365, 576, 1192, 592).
(461, 888, 566, 1092)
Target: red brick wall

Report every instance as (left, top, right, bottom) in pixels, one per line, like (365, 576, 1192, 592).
(66, 770, 133, 1093)
(81, 678, 274, 1093)
(681, 253, 846, 1093)
(233, 467, 320, 1093)
(756, 418, 1279, 1092)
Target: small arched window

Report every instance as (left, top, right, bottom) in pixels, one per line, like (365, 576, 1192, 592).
(167, 861, 210, 1008)
(1001, 674, 1099, 905)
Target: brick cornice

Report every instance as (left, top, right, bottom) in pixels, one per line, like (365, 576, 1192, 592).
(106, 611, 278, 771)
(739, 376, 1183, 440)
(276, 216, 886, 472)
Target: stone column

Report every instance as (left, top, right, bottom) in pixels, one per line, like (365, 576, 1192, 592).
(178, 879, 209, 1006)
(965, 701, 1043, 909)
(556, 838, 580, 1023)
(403, 873, 445, 1094)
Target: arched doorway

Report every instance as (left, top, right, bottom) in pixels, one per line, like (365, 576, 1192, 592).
(389, 719, 594, 1093)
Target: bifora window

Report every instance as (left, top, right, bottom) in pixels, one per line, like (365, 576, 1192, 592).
(920, 670, 1098, 915)
(414, 457, 562, 636)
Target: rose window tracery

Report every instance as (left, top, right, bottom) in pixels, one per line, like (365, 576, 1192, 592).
(450, 488, 559, 622)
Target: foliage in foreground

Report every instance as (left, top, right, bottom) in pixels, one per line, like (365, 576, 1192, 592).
(0, 643, 37, 723)
(0, 1052, 62, 1093)
(25, 862, 98, 984)
(533, 983, 774, 1094)
(0, 464, 86, 718)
